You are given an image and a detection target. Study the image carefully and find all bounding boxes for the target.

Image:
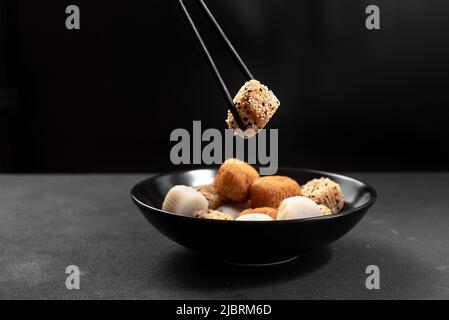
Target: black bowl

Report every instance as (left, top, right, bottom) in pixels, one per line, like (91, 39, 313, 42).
(131, 168, 376, 265)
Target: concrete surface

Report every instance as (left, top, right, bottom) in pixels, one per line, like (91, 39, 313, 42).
(0, 173, 448, 299)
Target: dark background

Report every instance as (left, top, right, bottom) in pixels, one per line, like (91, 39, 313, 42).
(1, 0, 448, 173)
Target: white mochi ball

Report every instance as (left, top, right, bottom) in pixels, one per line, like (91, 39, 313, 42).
(277, 196, 322, 220)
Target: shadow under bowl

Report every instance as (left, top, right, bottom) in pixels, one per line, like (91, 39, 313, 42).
(131, 168, 376, 265)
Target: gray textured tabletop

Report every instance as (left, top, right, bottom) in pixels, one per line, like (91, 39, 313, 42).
(0, 173, 448, 299)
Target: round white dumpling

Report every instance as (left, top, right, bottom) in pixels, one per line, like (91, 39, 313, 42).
(235, 213, 274, 221)
(277, 196, 322, 220)
(162, 185, 208, 216)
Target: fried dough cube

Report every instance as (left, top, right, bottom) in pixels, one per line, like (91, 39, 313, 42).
(301, 177, 345, 213)
(250, 176, 301, 208)
(226, 80, 280, 132)
(193, 209, 234, 221)
(214, 158, 260, 202)
(195, 184, 224, 209)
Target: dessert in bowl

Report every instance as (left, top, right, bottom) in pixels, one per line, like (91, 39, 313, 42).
(131, 161, 376, 265)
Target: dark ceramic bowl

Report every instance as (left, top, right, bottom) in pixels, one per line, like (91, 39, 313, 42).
(131, 168, 376, 265)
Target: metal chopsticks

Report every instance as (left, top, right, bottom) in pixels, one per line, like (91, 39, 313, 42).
(175, 0, 254, 130)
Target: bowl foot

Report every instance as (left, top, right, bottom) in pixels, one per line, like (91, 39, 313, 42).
(210, 255, 299, 267)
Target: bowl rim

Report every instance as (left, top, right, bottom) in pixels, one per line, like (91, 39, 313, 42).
(131, 167, 377, 224)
